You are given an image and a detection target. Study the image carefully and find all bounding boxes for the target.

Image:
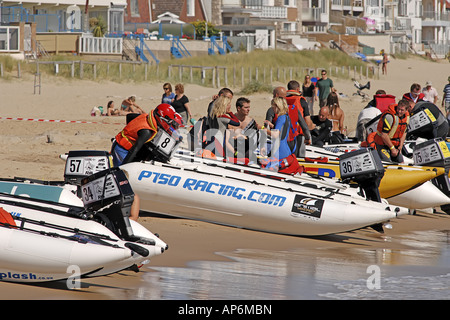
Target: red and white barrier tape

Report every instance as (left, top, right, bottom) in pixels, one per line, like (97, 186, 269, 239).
(0, 117, 123, 125)
(0, 116, 196, 128)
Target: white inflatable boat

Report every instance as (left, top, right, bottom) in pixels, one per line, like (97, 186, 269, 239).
(0, 167, 167, 283)
(0, 216, 135, 283)
(117, 148, 408, 236)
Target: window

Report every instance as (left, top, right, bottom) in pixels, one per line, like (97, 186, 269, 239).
(187, 0, 195, 17)
(284, 0, 296, 7)
(130, 0, 139, 17)
(0, 27, 20, 51)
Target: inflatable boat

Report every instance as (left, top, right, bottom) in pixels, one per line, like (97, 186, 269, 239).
(54, 149, 407, 236)
(117, 148, 408, 236)
(300, 158, 445, 198)
(0, 167, 167, 283)
(0, 212, 135, 283)
(304, 139, 450, 210)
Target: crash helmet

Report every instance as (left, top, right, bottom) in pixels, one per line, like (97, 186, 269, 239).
(153, 103, 184, 134)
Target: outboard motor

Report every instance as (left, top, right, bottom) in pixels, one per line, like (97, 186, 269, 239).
(63, 150, 155, 245)
(80, 167, 136, 241)
(64, 150, 113, 188)
(141, 129, 182, 163)
(339, 147, 385, 203)
(413, 138, 450, 213)
(339, 148, 386, 232)
(407, 102, 449, 140)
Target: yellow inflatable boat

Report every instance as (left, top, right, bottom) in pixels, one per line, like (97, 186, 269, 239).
(299, 157, 446, 199)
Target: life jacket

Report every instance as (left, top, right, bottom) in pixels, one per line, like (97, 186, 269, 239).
(272, 112, 298, 151)
(374, 94, 396, 113)
(373, 104, 410, 147)
(0, 207, 16, 227)
(115, 113, 158, 151)
(402, 92, 425, 103)
(260, 154, 304, 175)
(260, 114, 302, 174)
(285, 91, 307, 138)
(362, 132, 376, 148)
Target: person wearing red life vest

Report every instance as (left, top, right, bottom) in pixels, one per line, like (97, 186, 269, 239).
(402, 83, 426, 104)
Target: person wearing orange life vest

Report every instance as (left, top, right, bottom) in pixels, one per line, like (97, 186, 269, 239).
(112, 103, 183, 167)
(111, 104, 183, 221)
(369, 99, 410, 163)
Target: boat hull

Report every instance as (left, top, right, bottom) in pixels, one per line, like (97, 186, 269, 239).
(121, 160, 402, 236)
(0, 225, 131, 283)
(0, 193, 166, 279)
(299, 158, 446, 198)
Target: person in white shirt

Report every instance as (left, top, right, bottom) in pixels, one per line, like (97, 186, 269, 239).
(422, 81, 439, 104)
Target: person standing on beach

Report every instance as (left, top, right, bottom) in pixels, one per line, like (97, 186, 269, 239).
(422, 81, 439, 104)
(262, 97, 304, 174)
(402, 83, 426, 103)
(326, 92, 346, 142)
(229, 97, 261, 160)
(264, 86, 287, 130)
(302, 75, 316, 115)
(161, 83, 176, 105)
(382, 51, 389, 75)
(316, 70, 335, 108)
(171, 83, 192, 125)
(310, 106, 333, 147)
(207, 87, 234, 115)
(285, 80, 312, 157)
(204, 95, 240, 158)
(442, 76, 450, 115)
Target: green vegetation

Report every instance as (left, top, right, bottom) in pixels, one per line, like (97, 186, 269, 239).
(0, 49, 377, 90)
(90, 16, 107, 37)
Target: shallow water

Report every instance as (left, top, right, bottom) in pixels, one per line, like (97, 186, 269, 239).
(134, 229, 450, 300)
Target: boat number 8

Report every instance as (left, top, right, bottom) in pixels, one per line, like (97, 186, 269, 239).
(160, 137, 171, 149)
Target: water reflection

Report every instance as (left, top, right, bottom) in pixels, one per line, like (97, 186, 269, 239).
(132, 230, 450, 300)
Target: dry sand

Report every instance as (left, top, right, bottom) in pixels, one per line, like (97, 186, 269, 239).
(0, 56, 449, 299)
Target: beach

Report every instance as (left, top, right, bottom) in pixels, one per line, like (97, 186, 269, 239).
(0, 55, 449, 300)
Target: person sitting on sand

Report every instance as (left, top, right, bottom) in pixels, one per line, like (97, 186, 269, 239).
(120, 95, 145, 115)
(105, 101, 120, 116)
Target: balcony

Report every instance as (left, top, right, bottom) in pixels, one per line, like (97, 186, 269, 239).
(222, 1, 287, 19)
(302, 7, 327, 25)
(422, 11, 450, 28)
(331, 0, 363, 13)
